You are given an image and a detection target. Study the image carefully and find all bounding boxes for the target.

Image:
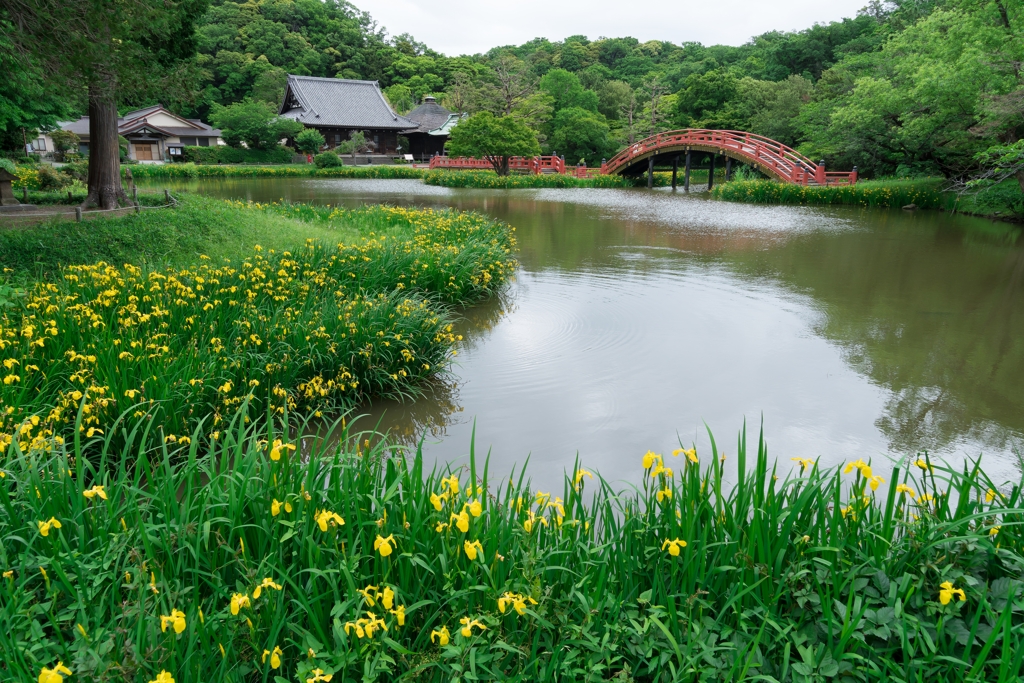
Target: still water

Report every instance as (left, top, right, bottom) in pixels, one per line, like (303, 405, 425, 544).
(142, 177, 1024, 488)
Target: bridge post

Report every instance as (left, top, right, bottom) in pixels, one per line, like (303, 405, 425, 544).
(725, 157, 732, 182)
(683, 151, 691, 192)
(815, 160, 826, 186)
(647, 156, 654, 189)
(671, 155, 678, 190)
(708, 155, 716, 191)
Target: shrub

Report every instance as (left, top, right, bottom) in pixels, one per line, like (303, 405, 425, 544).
(61, 161, 89, 183)
(294, 128, 326, 155)
(314, 151, 343, 168)
(0, 158, 14, 174)
(35, 165, 71, 191)
(49, 130, 80, 162)
(181, 145, 293, 165)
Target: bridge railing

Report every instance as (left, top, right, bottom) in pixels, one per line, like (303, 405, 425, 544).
(601, 130, 857, 186)
(428, 155, 567, 174)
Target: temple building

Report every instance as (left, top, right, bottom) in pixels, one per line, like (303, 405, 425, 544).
(278, 75, 418, 155)
(402, 97, 466, 160)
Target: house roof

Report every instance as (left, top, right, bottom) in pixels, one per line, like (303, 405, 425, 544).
(279, 75, 418, 131)
(56, 106, 221, 139)
(405, 97, 454, 134)
(428, 113, 467, 136)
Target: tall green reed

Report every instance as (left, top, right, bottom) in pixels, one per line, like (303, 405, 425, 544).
(2, 412, 1021, 682)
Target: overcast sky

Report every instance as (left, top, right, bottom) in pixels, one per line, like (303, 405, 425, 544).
(353, 0, 871, 56)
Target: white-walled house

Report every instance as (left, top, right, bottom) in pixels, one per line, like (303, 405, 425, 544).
(38, 105, 222, 163)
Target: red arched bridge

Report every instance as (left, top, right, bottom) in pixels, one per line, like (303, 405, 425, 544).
(428, 129, 858, 187)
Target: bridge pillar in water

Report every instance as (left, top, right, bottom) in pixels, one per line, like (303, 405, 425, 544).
(708, 155, 716, 191)
(725, 157, 732, 182)
(684, 151, 691, 192)
(671, 155, 678, 190)
(647, 156, 655, 189)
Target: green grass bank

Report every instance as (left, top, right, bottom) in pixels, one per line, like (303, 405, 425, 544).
(1, 416, 1021, 682)
(126, 163, 426, 181)
(0, 197, 517, 450)
(709, 178, 953, 210)
(711, 177, 1024, 220)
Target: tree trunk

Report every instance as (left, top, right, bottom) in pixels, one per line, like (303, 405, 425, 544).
(493, 157, 510, 176)
(1017, 169, 1024, 195)
(84, 77, 126, 210)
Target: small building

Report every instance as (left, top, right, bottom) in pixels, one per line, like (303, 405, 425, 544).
(278, 75, 417, 156)
(403, 97, 466, 160)
(42, 105, 222, 163)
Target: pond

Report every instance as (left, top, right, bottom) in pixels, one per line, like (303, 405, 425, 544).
(140, 177, 1024, 489)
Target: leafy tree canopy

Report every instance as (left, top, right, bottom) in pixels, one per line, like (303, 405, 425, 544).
(446, 113, 540, 175)
(210, 99, 303, 149)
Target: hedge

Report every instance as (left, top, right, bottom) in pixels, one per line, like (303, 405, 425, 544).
(180, 145, 293, 165)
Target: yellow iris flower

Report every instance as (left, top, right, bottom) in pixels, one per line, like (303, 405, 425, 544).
(230, 592, 250, 615)
(498, 591, 538, 615)
(374, 534, 396, 557)
(451, 509, 470, 533)
(37, 518, 61, 537)
(672, 448, 698, 463)
(269, 439, 296, 461)
(895, 484, 916, 498)
(252, 577, 283, 599)
(790, 457, 814, 471)
(37, 662, 72, 683)
(938, 581, 966, 605)
(574, 468, 594, 488)
(159, 608, 186, 634)
(656, 487, 673, 502)
(150, 672, 175, 683)
(464, 539, 484, 560)
(460, 616, 487, 637)
(315, 509, 345, 531)
(83, 485, 107, 500)
(430, 626, 450, 646)
(643, 451, 663, 470)
(262, 645, 283, 669)
(661, 538, 687, 557)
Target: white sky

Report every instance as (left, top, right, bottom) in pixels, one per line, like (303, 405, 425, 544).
(354, 0, 872, 56)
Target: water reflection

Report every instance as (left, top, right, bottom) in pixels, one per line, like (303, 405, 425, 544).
(141, 177, 1024, 488)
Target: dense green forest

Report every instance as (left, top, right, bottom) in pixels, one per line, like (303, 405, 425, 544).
(3, 0, 1023, 194)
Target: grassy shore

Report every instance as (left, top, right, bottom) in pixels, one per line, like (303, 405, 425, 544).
(126, 164, 426, 180)
(709, 178, 954, 210)
(1, 413, 1021, 682)
(0, 197, 517, 451)
(422, 170, 723, 189)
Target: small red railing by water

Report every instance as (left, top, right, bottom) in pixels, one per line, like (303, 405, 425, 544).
(429, 155, 567, 174)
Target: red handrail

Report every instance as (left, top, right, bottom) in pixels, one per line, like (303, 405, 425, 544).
(601, 130, 857, 186)
(426, 131, 856, 186)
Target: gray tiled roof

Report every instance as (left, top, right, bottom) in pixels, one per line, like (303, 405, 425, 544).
(405, 98, 454, 134)
(280, 75, 418, 131)
(55, 107, 220, 138)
